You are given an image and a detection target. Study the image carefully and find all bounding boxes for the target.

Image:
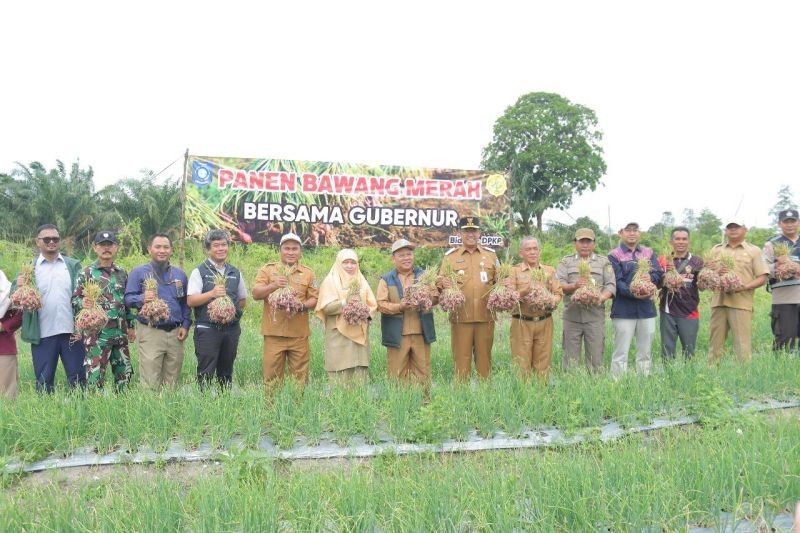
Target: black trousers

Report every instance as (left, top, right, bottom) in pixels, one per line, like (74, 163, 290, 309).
(194, 323, 241, 387)
(771, 303, 800, 352)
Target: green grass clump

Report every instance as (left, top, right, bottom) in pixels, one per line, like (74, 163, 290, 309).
(2, 416, 798, 530)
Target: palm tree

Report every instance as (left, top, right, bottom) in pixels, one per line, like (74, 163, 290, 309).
(97, 171, 181, 253)
(7, 160, 101, 250)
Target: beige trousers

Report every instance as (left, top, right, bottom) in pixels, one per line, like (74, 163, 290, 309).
(451, 322, 495, 380)
(510, 316, 553, 377)
(386, 334, 431, 384)
(263, 336, 309, 387)
(709, 307, 753, 363)
(0, 356, 18, 399)
(135, 322, 186, 389)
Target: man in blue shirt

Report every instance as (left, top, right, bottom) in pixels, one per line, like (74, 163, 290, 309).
(608, 222, 663, 377)
(125, 233, 191, 388)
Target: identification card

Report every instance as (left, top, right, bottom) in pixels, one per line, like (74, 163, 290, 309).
(480, 271, 488, 283)
(174, 279, 184, 297)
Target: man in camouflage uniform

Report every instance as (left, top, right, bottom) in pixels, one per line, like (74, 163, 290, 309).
(72, 231, 135, 390)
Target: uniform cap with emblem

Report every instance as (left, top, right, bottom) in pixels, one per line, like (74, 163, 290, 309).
(390, 238, 415, 254)
(779, 209, 799, 222)
(279, 232, 302, 246)
(459, 216, 480, 230)
(93, 230, 117, 244)
(574, 228, 596, 241)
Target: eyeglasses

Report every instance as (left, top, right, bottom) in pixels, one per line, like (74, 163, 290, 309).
(37, 237, 61, 244)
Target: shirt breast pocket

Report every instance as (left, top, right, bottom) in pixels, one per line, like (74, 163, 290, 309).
(454, 266, 469, 287)
(292, 279, 309, 298)
(484, 265, 496, 284)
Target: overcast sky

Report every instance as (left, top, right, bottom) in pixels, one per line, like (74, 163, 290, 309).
(2, 1, 798, 231)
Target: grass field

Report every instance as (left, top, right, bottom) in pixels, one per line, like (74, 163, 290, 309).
(1, 241, 799, 529)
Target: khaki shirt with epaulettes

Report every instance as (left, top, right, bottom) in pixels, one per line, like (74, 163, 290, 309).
(708, 241, 768, 311)
(510, 263, 563, 318)
(439, 245, 499, 323)
(556, 253, 616, 323)
(255, 262, 318, 337)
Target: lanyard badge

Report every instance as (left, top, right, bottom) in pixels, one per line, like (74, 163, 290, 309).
(174, 279, 184, 298)
(480, 261, 488, 283)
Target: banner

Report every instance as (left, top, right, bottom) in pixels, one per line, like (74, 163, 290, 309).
(185, 155, 509, 248)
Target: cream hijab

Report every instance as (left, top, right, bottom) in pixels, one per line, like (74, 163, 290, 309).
(315, 249, 377, 345)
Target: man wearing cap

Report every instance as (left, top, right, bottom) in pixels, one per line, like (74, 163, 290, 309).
(708, 220, 768, 363)
(252, 232, 318, 386)
(377, 239, 436, 384)
(439, 216, 499, 380)
(556, 228, 616, 373)
(125, 233, 192, 389)
(608, 222, 663, 376)
(187, 229, 248, 388)
(504, 236, 563, 377)
(72, 231, 136, 390)
(14, 224, 85, 392)
(763, 209, 800, 352)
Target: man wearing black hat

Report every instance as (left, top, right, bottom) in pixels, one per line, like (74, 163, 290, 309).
(72, 231, 136, 390)
(439, 216, 499, 380)
(763, 209, 800, 352)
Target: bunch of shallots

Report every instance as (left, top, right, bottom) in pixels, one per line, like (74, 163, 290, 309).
(661, 254, 685, 294)
(718, 254, 744, 293)
(75, 280, 108, 337)
(525, 267, 557, 312)
(208, 273, 236, 324)
(342, 278, 370, 325)
(403, 269, 437, 313)
(697, 252, 721, 291)
(139, 275, 171, 325)
(571, 260, 603, 307)
(437, 263, 465, 313)
(268, 265, 304, 317)
(10, 265, 42, 312)
(630, 258, 657, 299)
(773, 243, 800, 281)
(487, 263, 520, 315)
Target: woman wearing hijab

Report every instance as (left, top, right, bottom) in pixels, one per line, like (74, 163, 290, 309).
(315, 249, 377, 384)
(0, 269, 23, 399)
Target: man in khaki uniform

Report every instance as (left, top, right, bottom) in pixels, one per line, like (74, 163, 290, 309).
(439, 216, 498, 380)
(252, 233, 318, 386)
(504, 236, 562, 377)
(556, 228, 616, 372)
(376, 239, 436, 384)
(708, 220, 768, 363)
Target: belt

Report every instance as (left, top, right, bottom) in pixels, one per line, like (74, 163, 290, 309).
(152, 323, 181, 332)
(512, 313, 552, 322)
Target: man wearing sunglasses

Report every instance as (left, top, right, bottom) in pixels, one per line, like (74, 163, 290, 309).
(15, 224, 85, 392)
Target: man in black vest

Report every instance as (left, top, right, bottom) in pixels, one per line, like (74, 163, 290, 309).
(763, 209, 800, 352)
(376, 239, 436, 384)
(187, 230, 248, 387)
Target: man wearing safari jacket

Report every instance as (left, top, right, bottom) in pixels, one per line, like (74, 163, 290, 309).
(438, 216, 498, 380)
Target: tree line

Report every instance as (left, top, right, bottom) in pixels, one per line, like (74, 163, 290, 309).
(0, 159, 792, 262)
(0, 161, 181, 254)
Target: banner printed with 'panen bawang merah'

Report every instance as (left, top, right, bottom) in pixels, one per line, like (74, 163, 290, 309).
(185, 156, 509, 248)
